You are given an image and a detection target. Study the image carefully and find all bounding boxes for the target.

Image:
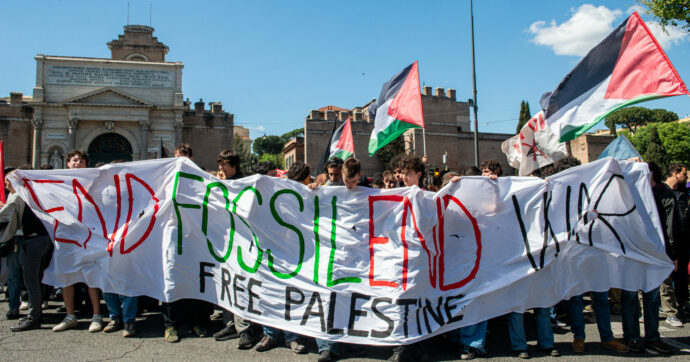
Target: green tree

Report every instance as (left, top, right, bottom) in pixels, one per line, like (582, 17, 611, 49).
(281, 128, 304, 142)
(657, 121, 690, 165)
(259, 152, 284, 169)
(645, 125, 668, 169)
(641, 0, 690, 31)
(252, 135, 285, 156)
(516, 100, 532, 133)
(234, 134, 257, 175)
(604, 106, 653, 135)
(651, 108, 679, 123)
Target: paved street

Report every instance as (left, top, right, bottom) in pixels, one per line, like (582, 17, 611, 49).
(1, 298, 690, 361)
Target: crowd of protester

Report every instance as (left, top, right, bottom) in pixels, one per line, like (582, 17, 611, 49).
(0, 144, 688, 361)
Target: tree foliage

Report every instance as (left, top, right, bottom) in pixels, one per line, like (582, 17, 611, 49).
(605, 106, 679, 137)
(234, 134, 258, 175)
(641, 0, 690, 31)
(624, 122, 690, 171)
(281, 128, 304, 142)
(516, 101, 532, 133)
(252, 135, 285, 156)
(259, 152, 284, 169)
(651, 108, 679, 123)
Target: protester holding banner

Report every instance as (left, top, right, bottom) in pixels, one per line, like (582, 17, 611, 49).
(0, 166, 54, 332)
(161, 147, 214, 343)
(664, 163, 690, 319)
(52, 150, 105, 333)
(620, 161, 673, 354)
(657, 163, 685, 328)
(255, 161, 310, 354)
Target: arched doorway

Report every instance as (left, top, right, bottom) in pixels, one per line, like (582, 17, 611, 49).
(87, 132, 133, 166)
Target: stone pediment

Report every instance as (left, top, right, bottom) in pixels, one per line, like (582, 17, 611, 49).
(62, 87, 153, 107)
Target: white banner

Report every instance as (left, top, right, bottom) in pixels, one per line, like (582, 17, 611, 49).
(8, 157, 672, 345)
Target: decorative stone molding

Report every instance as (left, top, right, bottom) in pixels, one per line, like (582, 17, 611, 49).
(66, 118, 79, 129)
(31, 118, 44, 129)
(104, 120, 115, 131)
(138, 120, 151, 129)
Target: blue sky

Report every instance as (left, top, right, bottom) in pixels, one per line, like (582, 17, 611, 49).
(1, 1, 688, 141)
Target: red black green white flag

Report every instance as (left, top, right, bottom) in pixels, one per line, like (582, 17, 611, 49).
(541, 12, 688, 142)
(329, 118, 355, 160)
(368, 61, 425, 155)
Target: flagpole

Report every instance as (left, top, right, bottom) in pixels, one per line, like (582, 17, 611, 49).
(422, 128, 427, 156)
(470, 0, 480, 167)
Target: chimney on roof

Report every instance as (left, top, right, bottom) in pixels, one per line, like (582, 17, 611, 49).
(338, 111, 349, 121)
(447, 89, 456, 100)
(423, 86, 432, 96)
(194, 98, 205, 114)
(10, 92, 23, 105)
(354, 111, 363, 122)
(211, 102, 223, 114)
(309, 110, 320, 120)
(325, 110, 336, 121)
(435, 87, 445, 97)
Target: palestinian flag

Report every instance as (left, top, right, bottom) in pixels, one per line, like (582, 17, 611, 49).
(329, 118, 355, 160)
(368, 61, 424, 155)
(541, 12, 688, 142)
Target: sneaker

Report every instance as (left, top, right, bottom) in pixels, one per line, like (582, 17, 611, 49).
(572, 338, 585, 353)
(213, 324, 238, 341)
(289, 339, 307, 354)
(550, 318, 567, 328)
(460, 347, 477, 360)
(318, 350, 336, 362)
(19, 301, 29, 311)
(628, 339, 645, 353)
(601, 339, 629, 353)
(389, 350, 409, 362)
(165, 326, 179, 343)
(42, 301, 49, 309)
(645, 339, 672, 354)
(122, 322, 136, 338)
(539, 347, 561, 357)
(255, 336, 280, 352)
(665, 315, 683, 328)
(10, 317, 41, 332)
(193, 324, 208, 338)
(238, 330, 257, 349)
(513, 350, 530, 359)
(89, 315, 104, 333)
(103, 319, 123, 333)
(53, 314, 78, 332)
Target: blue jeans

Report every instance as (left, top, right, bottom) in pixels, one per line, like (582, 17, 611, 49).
(508, 308, 555, 351)
(6, 236, 23, 313)
(316, 338, 339, 353)
(263, 325, 299, 343)
(568, 291, 613, 342)
(103, 293, 138, 323)
(457, 321, 488, 353)
(621, 289, 661, 342)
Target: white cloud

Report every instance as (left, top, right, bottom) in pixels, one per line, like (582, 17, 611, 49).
(529, 4, 622, 56)
(255, 125, 266, 132)
(645, 21, 689, 50)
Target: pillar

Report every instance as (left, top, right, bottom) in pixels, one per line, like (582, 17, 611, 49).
(31, 119, 43, 169)
(139, 120, 150, 160)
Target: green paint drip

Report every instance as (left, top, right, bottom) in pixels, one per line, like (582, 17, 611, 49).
(327, 196, 361, 286)
(268, 189, 305, 279)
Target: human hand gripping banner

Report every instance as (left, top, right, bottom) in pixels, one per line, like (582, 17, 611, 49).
(8, 157, 672, 345)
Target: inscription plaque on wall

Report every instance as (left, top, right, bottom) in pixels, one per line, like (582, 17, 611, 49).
(46, 65, 174, 89)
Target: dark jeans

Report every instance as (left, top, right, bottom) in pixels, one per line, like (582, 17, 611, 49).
(674, 256, 689, 305)
(20, 235, 53, 320)
(162, 299, 213, 328)
(621, 289, 661, 342)
(7, 236, 24, 313)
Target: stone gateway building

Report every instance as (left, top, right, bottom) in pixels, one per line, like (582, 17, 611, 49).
(1, 25, 238, 170)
